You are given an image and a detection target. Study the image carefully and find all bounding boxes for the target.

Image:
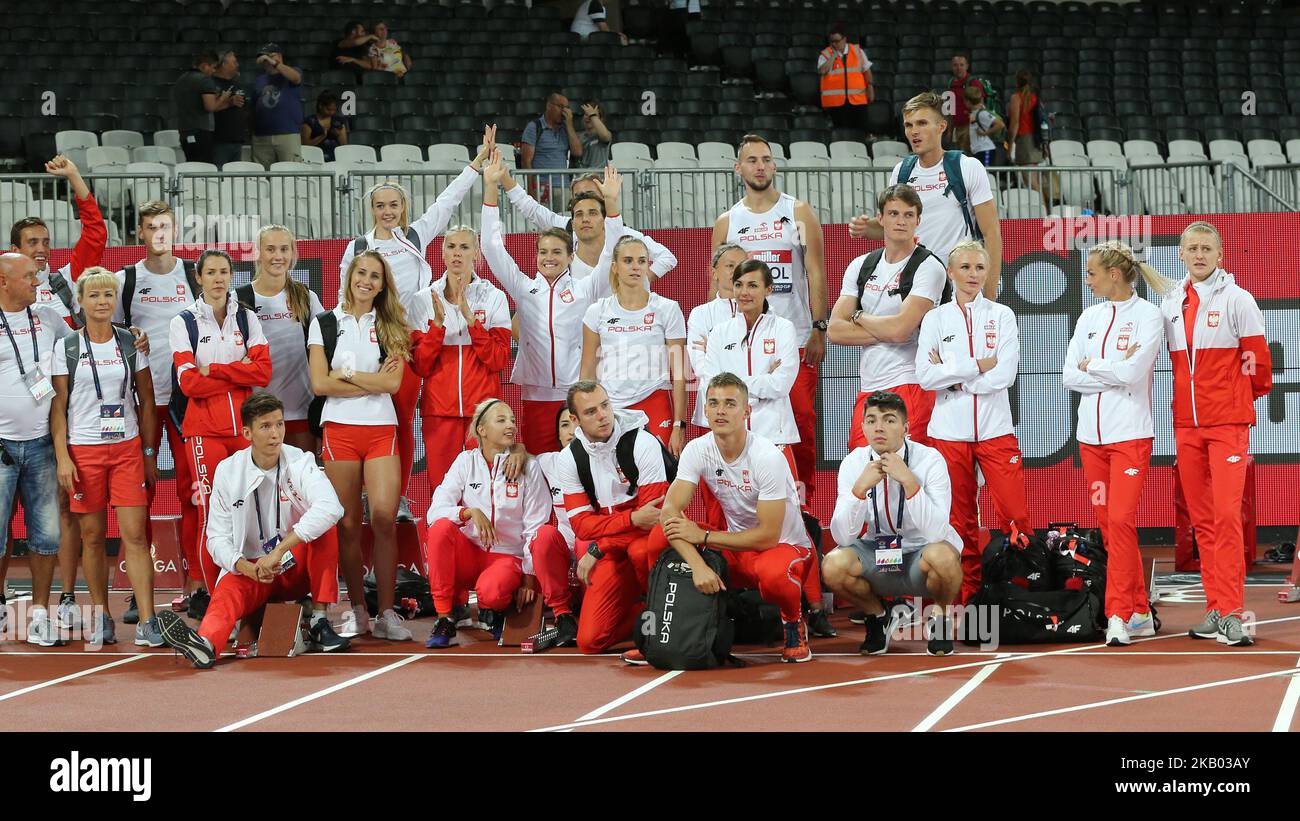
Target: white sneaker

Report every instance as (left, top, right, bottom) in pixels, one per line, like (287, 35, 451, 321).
(338, 606, 368, 638)
(1105, 614, 1131, 647)
(371, 608, 412, 641)
(1128, 611, 1156, 637)
(57, 595, 81, 630)
(27, 609, 58, 647)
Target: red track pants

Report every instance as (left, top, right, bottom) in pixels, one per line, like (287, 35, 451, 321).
(147, 409, 199, 587)
(394, 366, 421, 497)
(526, 525, 579, 616)
(848, 383, 935, 450)
(188, 434, 249, 591)
(425, 518, 523, 613)
(576, 532, 651, 654)
(1079, 438, 1153, 620)
(521, 399, 565, 455)
(1174, 424, 1251, 616)
(626, 390, 674, 448)
(421, 415, 470, 492)
(790, 355, 818, 501)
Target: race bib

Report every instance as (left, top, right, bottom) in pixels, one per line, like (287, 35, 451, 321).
(23, 367, 54, 402)
(750, 249, 793, 294)
(99, 404, 126, 440)
(874, 535, 902, 574)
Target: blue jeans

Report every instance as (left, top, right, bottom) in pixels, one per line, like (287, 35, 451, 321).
(0, 435, 61, 556)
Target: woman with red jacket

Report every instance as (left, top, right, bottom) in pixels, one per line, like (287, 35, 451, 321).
(168, 249, 272, 595)
(409, 225, 512, 488)
(1161, 221, 1273, 647)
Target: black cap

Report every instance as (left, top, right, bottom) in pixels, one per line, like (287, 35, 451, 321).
(258, 42, 281, 56)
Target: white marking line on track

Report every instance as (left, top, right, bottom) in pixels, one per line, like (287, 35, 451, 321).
(0, 654, 149, 702)
(9, 649, 1300, 658)
(911, 654, 1007, 732)
(214, 654, 424, 732)
(567, 670, 683, 726)
(527, 614, 1300, 732)
(1271, 655, 1300, 732)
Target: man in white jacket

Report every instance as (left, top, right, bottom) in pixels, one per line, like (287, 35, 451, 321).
(824, 390, 963, 656)
(157, 394, 347, 668)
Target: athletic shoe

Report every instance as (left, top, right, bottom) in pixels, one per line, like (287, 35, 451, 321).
(396, 496, 415, 523)
(56, 592, 80, 630)
(156, 610, 215, 668)
(90, 612, 117, 646)
(122, 595, 140, 625)
(337, 605, 368, 638)
(554, 612, 579, 648)
(452, 603, 474, 628)
(170, 593, 189, 612)
(426, 617, 457, 649)
(806, 608, 838, 638)
(926, 613, 954, 656)
(0, 595, 7, 635)
(1105, 615, 1131, 647)
(1189, 609, 1222, 640)
(620, 647, 649, 666)
(186, 588, 210, 621)
(1216, 614, 1254, 647)
(781, 621, 812, 663)
(477, 607, 504, 641)
(848, 610, 867, 625)
(134, 617, 165, 648)
(26, 609, 58, 647)
(308, 617, 351, 652)
(1128, 611, 1156, 638)
(372, 609, 412, 641)
(860, 612, 890, 655)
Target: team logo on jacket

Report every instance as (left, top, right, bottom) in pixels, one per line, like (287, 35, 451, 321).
(943, 334, 955, 342)
(559, 289, 574, 304)
(369, 327, 379, 343)
(741, 469, 750, 485)
(615, 466, 627, 484)
(1009, 455, 1020, 464)
(176, 284, 186, 295)
(643, 312, 655, 325)
(1116, 334, 1130, 351)
(234, 331, 245, 347)
(474, 309, 486, 324)
(505, 481, 519, 498)
(764, 338, 776, 355)
(985, 332, 997, 349)
(1227, 455, 1242, 463)
(1207, 311, 1221, 327)
(1124, 468, 1140, 476)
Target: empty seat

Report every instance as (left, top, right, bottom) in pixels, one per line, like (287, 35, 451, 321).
(86, 145, 131, 169)
(379, 144, 424, 164)
(1001, 188, 1047, 219)
(124, 161, 169, 206)
(132, 146, 177, 166)
(1051, 139, 1088, 161)
(611, 142, 654, 166)
(55, 130, 98, 154)
(829, 140, 870, 161)
(696, 141, 736, 166)
(299, 145, 325, 164)
(1085, 139, 1123, 161)
(1168, 139, 1208, 160)
(101, 130, 145, 152)
(335, 145, 378, 165)
(32, 199, 82, 247)
(656, 142, 696, 163)
(1208, 139, 1246, 161)
(871, 140, 908, 160)
(153, 130, 181, 151)
(1123, 140, 1162, 162)
(789, 141, 830, 162)
(428, 143, 471, 165)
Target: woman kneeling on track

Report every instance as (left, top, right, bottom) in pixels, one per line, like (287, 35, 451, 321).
(50, 268, 160, 647)
(424, 399, 572, 648)
(309, 250, 411, 641)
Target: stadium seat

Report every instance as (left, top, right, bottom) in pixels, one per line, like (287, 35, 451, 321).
(611, 142, 654, 166)
(1168, 139, 1208, 161)
(0, 181, 35, 230)
(656, 142, 696, 163)
(101, 130, 144, 152)
(132, 146, 177, 166)
(829, 141, 870, 161)
(871, 140, 908, 160)
(1287, 139, 1300, 164)
(790, 141, 831, 162)
(335, 145, 378, 165)
(299, 145, 325, 164)
(1123, 140, 1163, 163)
(380, 144, 424, 164)
(1085, 140, 1123, 161)
(1001, 188, 1048, 219)
(1208, 139, 1247, 161)
(696, 141, 736, 167)
(87, 145, 130, 169)
(428, 144, 471, 165)
(1051, 140, 1088, 162)
(33, 199, 81, 247)
(55, 129, 98, 154)
(152, 130, 182, 152)
(125, 161, 169, 207)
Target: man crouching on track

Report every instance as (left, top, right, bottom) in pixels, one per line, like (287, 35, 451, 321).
(823, 390, 962, 657)
(157, 393, 349, 667)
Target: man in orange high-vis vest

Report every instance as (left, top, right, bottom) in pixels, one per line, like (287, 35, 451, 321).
(818, 22, 873, 134)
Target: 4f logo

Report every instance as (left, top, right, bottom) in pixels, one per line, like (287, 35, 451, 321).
(139, 288, 152, 295)
(943, 334, 954, 342)
(606, 317, 619, 325)
(469, 482, 482, 490)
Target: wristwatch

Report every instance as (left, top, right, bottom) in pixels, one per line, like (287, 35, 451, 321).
(142, 447, 157, 457)
(812, 319, 829, 332)
(587, 542, 604, 560)
(673, 420, 687, 429)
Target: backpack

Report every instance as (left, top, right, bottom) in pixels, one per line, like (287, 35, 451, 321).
(965, 582, 1101, 645)
(981, 528, 1055, 592)
(1023, 88, 1050, 149)
(353, 226, 421, 257)
(121, 260, 199, 328)
(168, 303, 252, 433)
(62, 327, 140, 401)
(236, 284, 310, 341)
(307, 310, 388, 439)
(897, 151, 983, 241)
(636, 547, 738, 670)
(46, 271, 81, 329)
(362, 566, 436, 619)
(728, 588, 783, 645)
(567, 427, 679, 511)
(973, 77, 1001, 119)
(1049, 527, 1108, 620)
(853, 244, 953, 308)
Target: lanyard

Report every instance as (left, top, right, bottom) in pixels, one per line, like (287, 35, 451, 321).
(82, 329, 129, 403)
(253, 462, 282, 544)
(869, 442, 909, 536)
(0, 308, 39, 376)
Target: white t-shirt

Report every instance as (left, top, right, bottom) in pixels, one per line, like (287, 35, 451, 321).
(686, 297, 737, 425)
(307, 306, 397, 426)
(51, 333, 151, 446)
(0, 305, 72, 440)
(676, 431, 810, 548)
(248, 286, 325, 421)
(241, 463, 283, 556)
(581, 292, 686, 408)
(888, 154, 994, 263)
(570, 0, 608, 36)
(840, 249, 947, 391)
(969, 109, 998, 154)
(113, 259, 196, 407)
(35, 266, 79, 322)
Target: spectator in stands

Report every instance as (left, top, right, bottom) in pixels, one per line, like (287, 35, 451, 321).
(172, 51, 239, 164)
(571, 1, 627, 43)
(252, 43, 305, 168)
(573, 101, 613, 170)
(521, 92, 583, 208)
(964, 84, 1004, 166)
(369, 21, 412, 78)
(1006, 71, 1047, 202)
(663, 0, 701, 60)
(301, 91, 349, 163)
(948, 53, 985, 154)
(334, 20, 376, 74)
(818, 22, 873, 135)
(212, 50, 252, 168)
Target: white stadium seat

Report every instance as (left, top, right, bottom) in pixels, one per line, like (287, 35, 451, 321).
(380, 143, 424, 164)
(87, 146, 130, 169)
(1123, 140, 1163, 163)
(1247, 139, 1284, 164)
(1287, 139, 1300, 164)
(101, 130, 145, 152)
(428, 144, 471, 165)
(871, 140, 908, 160)
(132, 146, 178, 166)
(696, 141, 736, 166)
(829, 140, 870, 161)
(1001, 188, 1047, 219)
(1051, 140, 1087, 162)
(1208, 139, 1246, 162)
(789, 141, 830, 162)
(153, 130, 182, 151)
(1085, 140, 1123, 162)
(56, 130, 98, 154)
(335, 145, 378, 165)
(1167, 140, 1208, 161)
(299, 145, 326, 164)
(611, 142, 653, 166)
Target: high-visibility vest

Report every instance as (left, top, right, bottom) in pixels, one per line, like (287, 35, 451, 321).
(820, 43, 869, 107)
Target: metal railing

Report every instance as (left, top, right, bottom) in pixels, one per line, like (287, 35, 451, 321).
(0, 171, 168, 248)
(171, 170, 341, 244)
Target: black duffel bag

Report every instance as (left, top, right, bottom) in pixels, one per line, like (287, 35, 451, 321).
(965, 582, 1101, 645)
(982, 529, 1056, 591)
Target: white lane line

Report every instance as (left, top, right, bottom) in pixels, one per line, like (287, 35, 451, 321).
(214, 654, 424, 732)
(911, 654, 1007, 732)
(0, 654, 149, 702)
(1271, 655, 1300, 732)
(567, 670, 683, 726)
(945, 666, 1300, 732)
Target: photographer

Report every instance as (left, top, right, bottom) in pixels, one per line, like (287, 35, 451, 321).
(251, 43, 304, 168)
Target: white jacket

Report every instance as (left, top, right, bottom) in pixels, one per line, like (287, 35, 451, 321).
(537, 451, 577, 554)
(1062, 293, 1163, 446)
(696, 310, 800, 444)
(481, 203, 621, 401)
(205, 445, 344, 582)
(830, 441, 962, 553)
(426, 449, 553, 574)
(915, 294, 1020, 442)
(686, 297, 737, 426)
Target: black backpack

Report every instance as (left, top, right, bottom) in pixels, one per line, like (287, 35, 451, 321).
(362, 566, 436, 619)
(965, 583, 1101, 645)
(121, 260, 199, 328)
(234, 284, 312, 342)
(982, 529, 1055, 592)
(62, 327, 141, 399)
(168, 301, 252, 433)
(728, 588, 783, 645)
(46, 271, 81, 329)
(353, 226, 421, 257)
(567, 427, 678, 511)
(1049, 528, 1108, 621)
(854, 244, 953, 308)
(636, 547, 738, 670)
(307, 310, 387, 439)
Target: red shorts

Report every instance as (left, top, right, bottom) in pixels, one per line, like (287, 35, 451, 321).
(321, 423, 398, 462)
(68, 440, 148, 513)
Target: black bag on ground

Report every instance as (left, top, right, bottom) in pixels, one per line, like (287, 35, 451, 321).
(982, 531, 1055, 591)
(966, 582, 1101, 644)
(362, 566, 436, 619)
(1050, 528, 1108, 624)
(728, 588, 783, 645)
(636, 547, 737, 670)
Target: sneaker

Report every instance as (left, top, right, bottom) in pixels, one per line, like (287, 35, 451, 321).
(122, 595, 140, 625)
(452, 603, 474, 628)
(860, 611, 891, 655)
(1216, 613, 1254, 647)
(186, 588, 211, 621)
(1105, 615, 1131, 647)
(782, 621, 812, 663)
(554, 612, 579, 648)
(621, 647, 649, 666)
(926, 613, 954, 656)
(90, 612, 117, 646)
(1189, 609, 1222, 640)
(308, 616, 351, 652)
(848, 610, 867, 625)
(134, 617, 165, 648)
(372, 608, 412, 641)
(337, 605, 369, 638)
(1128, 611, 1156, 638)
(476, 607, 504, 640)
(0, 595, 7, 635)
(396, 496, 415, 523)
(806, 608, 838, 638)
(156, 610, 215, 668)
(57, 592, 80, 630)
(26, 609, 59, 647)
(426, 617, 457, 649)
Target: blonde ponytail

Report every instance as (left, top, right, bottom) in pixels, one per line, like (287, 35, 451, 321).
(1088, 239, 1177, 297)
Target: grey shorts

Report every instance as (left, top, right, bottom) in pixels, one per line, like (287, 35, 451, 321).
(841, 540, 929, 598)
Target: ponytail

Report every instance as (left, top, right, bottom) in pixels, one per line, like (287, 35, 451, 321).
(1088, 239, 1177, 297)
